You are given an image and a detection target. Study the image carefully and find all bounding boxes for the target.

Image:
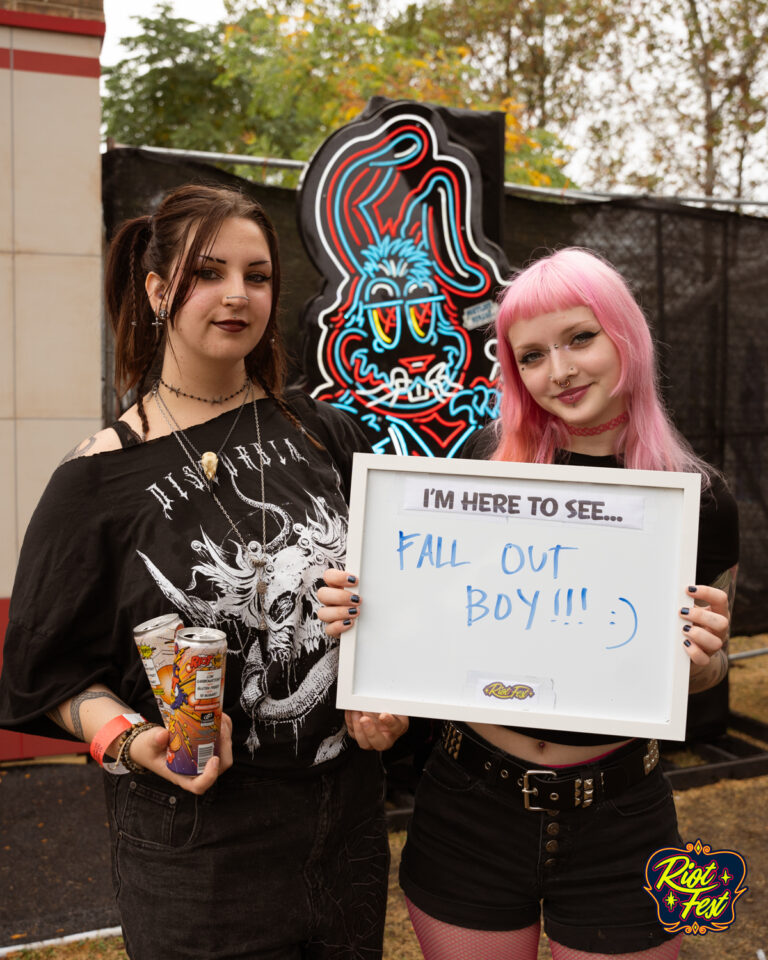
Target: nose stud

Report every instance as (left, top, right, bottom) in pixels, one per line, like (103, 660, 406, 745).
(225, 294, 250, 302)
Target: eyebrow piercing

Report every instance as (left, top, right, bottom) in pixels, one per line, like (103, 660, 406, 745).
(225, 294, 250, 302)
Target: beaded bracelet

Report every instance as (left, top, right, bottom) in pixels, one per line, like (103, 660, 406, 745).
(115, 720, 160, 774)
(90, 713, 145, 768)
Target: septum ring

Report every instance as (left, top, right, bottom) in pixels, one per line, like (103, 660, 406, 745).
(225, 294, 250, 302)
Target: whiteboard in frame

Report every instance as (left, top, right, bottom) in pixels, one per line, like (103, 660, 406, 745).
(337, 454, 702, 741)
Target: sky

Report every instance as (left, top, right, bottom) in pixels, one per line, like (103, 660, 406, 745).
(101, 0, 229, 66)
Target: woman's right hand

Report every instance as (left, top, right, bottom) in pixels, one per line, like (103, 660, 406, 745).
(129, 712, 234, 795)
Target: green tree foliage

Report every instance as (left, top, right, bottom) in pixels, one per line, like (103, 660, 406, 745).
(393, 0, 620, 131)
(102, 2, 251, 152)
(219, 0, 477, 160)
(101, 0, 571, 189)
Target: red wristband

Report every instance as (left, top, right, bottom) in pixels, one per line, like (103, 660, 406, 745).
(90, 712, 145, 766)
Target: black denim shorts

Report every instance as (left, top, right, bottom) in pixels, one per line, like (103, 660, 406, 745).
(103, 747, 389, 960)
(399, 735, 681, 954)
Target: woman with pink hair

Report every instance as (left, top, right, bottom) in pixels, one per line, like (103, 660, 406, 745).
(323, 248, 739, 960)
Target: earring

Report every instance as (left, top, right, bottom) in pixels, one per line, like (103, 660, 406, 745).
(153, 307, 168, 328)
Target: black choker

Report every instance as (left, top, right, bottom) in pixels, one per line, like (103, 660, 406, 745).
(158, 375, 250, 405)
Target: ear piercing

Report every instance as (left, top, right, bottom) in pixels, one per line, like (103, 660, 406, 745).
(152, 307, 169, 328)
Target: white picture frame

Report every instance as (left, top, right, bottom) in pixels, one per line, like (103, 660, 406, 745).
(337, 454, 702, 741)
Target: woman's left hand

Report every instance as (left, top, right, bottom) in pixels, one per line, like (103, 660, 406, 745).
(679, 584, 730, 668)
(317, 568, 361, 637)
(345, 710, 409, 751)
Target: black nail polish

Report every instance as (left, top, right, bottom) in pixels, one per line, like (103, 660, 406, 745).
(348, 607, 358, 615)
(683, 639, 691, 647)
(343, 619, 352, 626)
(680, 607, 690, 615)
(688, 585, 697, 593)
(350, 594, 360, 603)
(347, 576, 357, 584)
(683, 623, 692, 633)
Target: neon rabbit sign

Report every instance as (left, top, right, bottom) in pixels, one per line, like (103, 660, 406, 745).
(298, 100, 510, 456)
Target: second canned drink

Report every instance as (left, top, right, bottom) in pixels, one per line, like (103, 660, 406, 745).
(133, 613, 183, 728)
(166, 627, 227, 776)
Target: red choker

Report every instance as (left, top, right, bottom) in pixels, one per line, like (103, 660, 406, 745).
(565, 411, 629, 436)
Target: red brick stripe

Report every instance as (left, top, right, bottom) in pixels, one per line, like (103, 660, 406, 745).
(0, 47, 100, 78)
(0, 10, 105, 37)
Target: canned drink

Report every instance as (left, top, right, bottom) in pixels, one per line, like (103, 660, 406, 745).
(166, 627, 227, 776)
(133, 613, 183, 728)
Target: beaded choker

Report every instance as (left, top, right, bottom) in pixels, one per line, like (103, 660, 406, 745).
(565, 411, 629, 436)
(158, 375, 250, 405)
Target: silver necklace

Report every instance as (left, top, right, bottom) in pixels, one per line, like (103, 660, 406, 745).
(152, 387, 270, 629)
(153, 380, 250, 482)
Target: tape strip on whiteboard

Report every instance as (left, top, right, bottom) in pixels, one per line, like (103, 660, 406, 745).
(404, 478, 645, 530)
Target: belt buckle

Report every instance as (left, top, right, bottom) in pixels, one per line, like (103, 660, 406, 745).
(521, 769, 557, 811)
(643, 738, 660, 774)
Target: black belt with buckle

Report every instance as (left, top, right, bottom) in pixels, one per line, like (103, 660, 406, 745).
(440, 721, 660, 811)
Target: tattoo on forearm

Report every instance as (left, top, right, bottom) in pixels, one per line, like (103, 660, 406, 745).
(69, 690, 130, 741)
(59, 435, 97, 466)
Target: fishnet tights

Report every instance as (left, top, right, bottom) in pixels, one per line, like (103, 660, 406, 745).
(406, 899, 683, 960)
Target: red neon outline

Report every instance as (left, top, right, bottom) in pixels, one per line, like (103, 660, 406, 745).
(0, 10, 105, 36)
(325, 124, 430, 261)
(413, 411, 468, 449)
(0, 48, 100, 77)
(345, 166, 379, 248)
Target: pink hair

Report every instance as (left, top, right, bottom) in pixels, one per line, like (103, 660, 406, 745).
(493, 248, 709, 478)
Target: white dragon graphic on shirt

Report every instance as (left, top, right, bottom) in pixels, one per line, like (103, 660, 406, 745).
(137, 474, 348, 764)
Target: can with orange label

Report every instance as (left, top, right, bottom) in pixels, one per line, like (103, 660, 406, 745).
(166, 627, 227, 776)
(133, 613, 183, 728)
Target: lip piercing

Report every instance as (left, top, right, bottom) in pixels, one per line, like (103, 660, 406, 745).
(225, 294, 250, 302)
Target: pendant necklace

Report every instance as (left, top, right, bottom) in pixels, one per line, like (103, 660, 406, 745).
(152, 382, 270, 630)
(153, 379, 250, 483)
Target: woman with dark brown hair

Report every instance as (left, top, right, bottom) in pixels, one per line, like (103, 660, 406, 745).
(0, 183, 406, 959)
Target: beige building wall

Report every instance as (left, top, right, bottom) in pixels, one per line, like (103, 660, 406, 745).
(0, 2, 104, 601)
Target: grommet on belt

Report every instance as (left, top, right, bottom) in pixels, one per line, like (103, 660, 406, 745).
(546, 839, 559, 853)
(546, 822, 560, 836)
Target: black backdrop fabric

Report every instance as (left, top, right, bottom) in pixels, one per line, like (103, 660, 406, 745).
(102, 147, 766, 638)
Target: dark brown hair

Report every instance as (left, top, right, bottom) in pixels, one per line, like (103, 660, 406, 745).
(105, 183, 286, 434)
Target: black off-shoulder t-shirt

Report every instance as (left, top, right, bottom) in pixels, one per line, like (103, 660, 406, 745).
(0, 393, 371, 772)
